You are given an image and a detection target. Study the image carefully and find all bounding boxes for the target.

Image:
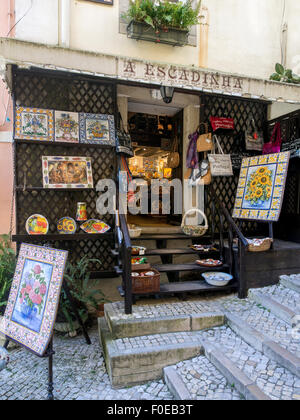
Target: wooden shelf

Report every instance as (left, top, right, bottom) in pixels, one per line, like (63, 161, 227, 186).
(12, 233, 114, 242)
(15, 139, 115, 149)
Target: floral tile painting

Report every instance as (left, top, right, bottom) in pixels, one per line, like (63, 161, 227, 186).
(0, 244, 68, 356)
(55, 111, 79, 143)
(232, 152, 290, 222)
(42, 156, 93, 189)
(79, 113, 116, 145)
(15, 106, 54, 141)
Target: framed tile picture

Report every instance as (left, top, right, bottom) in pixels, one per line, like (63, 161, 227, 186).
(0, 244, 68, 356)
(55, 111, 79, 143)
(15, 106, 54, 141)
(79, 113, 116, 146)
(232, 152, 290, 222)
(42, 156, 94, 189)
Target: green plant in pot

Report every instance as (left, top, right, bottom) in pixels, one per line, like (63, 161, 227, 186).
(270, 63, 300, 84)
(123, 0, 202, 45)
(0, 235, 16, 317)
(55, 256, 107, 335)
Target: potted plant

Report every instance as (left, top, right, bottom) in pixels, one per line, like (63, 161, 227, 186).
(0, 235, 16, 347)
(55, 256, 108, 336)
(270, 63, 300, 84)
(123, 0, 202, 46)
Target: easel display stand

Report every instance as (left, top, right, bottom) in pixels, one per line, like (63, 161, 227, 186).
(2, 279, 91, 401)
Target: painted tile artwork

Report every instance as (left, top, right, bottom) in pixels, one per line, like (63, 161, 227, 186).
(15, 107, 54, 141)
(232, 152, 290, 222)
(42, 156, 94, 189)
(55, 111, 79, 143)
(0, 244, 68, 356)
(79, 113, 116, 145)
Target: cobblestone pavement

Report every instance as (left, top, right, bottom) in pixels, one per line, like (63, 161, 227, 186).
(222, 297, 300, 357)
(0, 328, 173, 401)
(201, 326, 300, 401)
(254, 283, 300, 312)
(173, 356, 243, 400)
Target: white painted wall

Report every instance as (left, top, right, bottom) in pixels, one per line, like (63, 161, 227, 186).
(15, 0, 59, 45)
(12, 0, 300, 83)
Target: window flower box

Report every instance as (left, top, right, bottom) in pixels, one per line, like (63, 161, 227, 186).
(127, 20, 189, 46)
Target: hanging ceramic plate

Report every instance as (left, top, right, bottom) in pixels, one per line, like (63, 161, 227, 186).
(80, 219, 111, 234)
(26, 214, 49, 235)
(57, 217, 77, 234)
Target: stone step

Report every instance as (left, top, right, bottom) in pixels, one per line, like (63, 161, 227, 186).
(104, 301, 225, 338)
(98, 316, 205, 388)
(249, 287, 299, 326)
(200, 325, 300, 400)
(225, 312, 300, 378)
(280, 274, 300, 295)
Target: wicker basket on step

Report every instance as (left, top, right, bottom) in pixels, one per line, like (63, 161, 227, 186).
(181, 208, 208, 237)
(131, 268, 160, 294)
(247, 238, 273, 252)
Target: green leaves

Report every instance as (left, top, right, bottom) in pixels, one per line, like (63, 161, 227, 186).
(123, 0, 202, 31)
(270, 63, 300, 84)
(0, 234, 16, 315)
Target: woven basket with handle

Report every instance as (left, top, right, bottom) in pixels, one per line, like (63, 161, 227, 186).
(181, 208, 208, 237)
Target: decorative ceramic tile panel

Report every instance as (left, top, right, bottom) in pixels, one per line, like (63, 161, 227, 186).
(15, 107, 54, 141)
(54, 111, 79, 143)
(42, 156, 94, 189)
(0, 244, 68, 356)
(79, 113, 115, 145)
(232, 152, 290, 222)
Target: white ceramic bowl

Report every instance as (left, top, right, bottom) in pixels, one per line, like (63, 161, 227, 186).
(202, 272, 233, 287)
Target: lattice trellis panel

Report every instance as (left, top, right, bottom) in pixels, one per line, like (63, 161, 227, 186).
(200, 94, 268, 236)
(13, 67, 117, 273)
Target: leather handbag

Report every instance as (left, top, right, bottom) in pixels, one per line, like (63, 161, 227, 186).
(263, 122, 282, 155)
(245, 118, 264, 151)
(197, 123, 213, 152)
(167, 136, 180, 168)
(208, 135, 233, 177)
(116, 112, 133, 157)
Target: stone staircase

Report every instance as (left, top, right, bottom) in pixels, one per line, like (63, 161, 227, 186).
(98, 274, 300, 400)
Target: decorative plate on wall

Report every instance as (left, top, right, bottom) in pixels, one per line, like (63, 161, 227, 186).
(80, 219, 111, 234)
(26, 214, 49, 235)
(57, 217, 77, 234)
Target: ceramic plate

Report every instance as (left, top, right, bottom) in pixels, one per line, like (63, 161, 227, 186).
(196, 259, 223, 267)
(202, 272, 233, 287)
(26, 214, 49, 235)
(57, 217, 77, 234)
(80, 219, 111, 234)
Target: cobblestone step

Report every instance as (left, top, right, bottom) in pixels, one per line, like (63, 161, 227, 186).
(280, 274, 300, 295)
(249, 287, 299, 326)
(201, 326, 300, 400)
(104, 302, 224, 338)
(98, 316, 205, 388)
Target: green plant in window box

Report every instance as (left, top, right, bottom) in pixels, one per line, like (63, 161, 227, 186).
(55, 256, 109, 336)
(270, 63, 300, 84)
(123, 0, 202, 45)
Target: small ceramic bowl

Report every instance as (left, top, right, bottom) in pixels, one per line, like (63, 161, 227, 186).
(202, 272, 233, 287)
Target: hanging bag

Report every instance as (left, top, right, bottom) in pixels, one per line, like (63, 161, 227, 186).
(167, 136, 180, 168)
(245, 118, 264, 151)
(197, 123, 213, 152)
(263, 122, 282, 155)
(188, 157, 211, 187)
(210, 117, 235, 132)
(208, 135, 233, 177)
(116, 112, 133, 157)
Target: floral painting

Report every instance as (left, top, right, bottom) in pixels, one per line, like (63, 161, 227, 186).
(55, 111, 79, 143)
(11, 260, 52, 334)
(233, 152, 290, 222)
(15, 106, 54, 141)
(0, 244, 68, 356)
(42, 156, 93, 189)
(79, 113, 116, 145)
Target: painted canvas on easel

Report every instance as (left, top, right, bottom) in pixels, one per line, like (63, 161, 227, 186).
(232, 152, 290, 222)
(0, 244, 68, 356)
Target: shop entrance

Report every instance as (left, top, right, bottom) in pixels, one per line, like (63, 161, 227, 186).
(126, 101, 184, 232)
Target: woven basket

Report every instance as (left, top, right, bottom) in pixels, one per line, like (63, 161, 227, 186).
(128, 225, 142, 238)
(132, 268, 160, 294)
(181, 208, 208, 237)
(247, 238, 273, 252)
